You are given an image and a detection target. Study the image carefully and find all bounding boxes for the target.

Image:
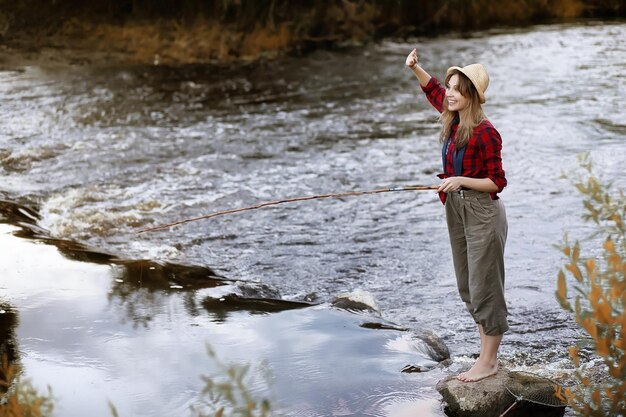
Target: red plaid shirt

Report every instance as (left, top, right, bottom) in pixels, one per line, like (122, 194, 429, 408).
(421, 77, 507, 204)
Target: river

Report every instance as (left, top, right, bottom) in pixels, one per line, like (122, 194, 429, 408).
(0, 21, 625, 416)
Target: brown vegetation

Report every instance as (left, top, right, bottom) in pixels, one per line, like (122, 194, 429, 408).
(556, 155, 625, 416)
(0, 356, 55, 417)
(0, 0, 624, 65)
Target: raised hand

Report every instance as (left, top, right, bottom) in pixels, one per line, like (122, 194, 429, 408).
(405, 48, 419, 69)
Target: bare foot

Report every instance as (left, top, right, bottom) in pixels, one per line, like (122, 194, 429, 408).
(456, 360, 498, 382)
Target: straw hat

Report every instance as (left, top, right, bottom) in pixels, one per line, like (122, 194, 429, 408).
(446, 63, 489, 104)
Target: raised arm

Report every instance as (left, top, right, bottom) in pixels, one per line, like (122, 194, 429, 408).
(405, 49, 432, 87)
(406, 49, 445, 113)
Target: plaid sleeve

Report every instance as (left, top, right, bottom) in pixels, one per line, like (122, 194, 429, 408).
(477, 125, 507, 192)
(420, 76, 445, 113)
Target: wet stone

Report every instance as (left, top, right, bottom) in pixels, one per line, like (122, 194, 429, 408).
(235, 281, 281, 299)
(401, 364, 424, 373)
(414, 330, 450, 362)
(436, 368, 566, 417)
(331, 289, 381, 316)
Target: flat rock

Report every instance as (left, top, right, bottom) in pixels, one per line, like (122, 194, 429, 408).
(436, 368, 566, 417)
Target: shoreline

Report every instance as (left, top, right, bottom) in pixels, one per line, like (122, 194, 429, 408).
(0, 0, 624, 67)
(0, 18, 622, 71)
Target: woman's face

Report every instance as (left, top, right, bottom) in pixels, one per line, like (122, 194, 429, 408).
(445, 74, 469, 113)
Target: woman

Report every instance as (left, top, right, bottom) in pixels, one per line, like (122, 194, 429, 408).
(405, 48, 508, 382)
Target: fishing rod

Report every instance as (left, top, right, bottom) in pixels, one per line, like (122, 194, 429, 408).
(138, 184, 439, 234)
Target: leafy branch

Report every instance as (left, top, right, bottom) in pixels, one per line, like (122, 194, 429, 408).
(555, 154, 625, 416)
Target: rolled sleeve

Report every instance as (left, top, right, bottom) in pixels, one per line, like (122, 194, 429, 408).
(478, 127, 507, 192)
(421, 76, 440, 94)
(420, 77, 445, 113)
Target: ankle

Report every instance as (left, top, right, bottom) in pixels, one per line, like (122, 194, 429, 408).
(476, 356, 498, 367)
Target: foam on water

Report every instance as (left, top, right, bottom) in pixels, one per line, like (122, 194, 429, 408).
(39, 186, 157, 237)
(385, 334, 439, 366)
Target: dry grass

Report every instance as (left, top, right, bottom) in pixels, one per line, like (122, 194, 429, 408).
(53, 17, 294, 64)
(0, 356, 54, 417)
(2, 0, 623, 65)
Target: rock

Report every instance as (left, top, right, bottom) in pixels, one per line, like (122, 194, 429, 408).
(331, 289, 381, 316)
(302, 292, 319, 303)
(401, 364, 424, 373)
(415, 330, 450, 362)
(360, 321, 409, 331)
(358, 320, 450, 363)
(202, 294, 313, 313)
(385, 332, 447, 369)
(236, 281, 281, 299)
(436, 368, 566, 417)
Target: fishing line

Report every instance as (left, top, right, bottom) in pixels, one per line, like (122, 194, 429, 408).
(138, 184, 439, 234)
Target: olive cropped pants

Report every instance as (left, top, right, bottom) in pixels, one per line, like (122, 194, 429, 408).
(445, 189, 509, 336)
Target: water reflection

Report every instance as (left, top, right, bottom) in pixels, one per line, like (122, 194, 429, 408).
(2, 197, 316, 328)
(0, 301, 19, 395)
(202, 294, 315, 323)
(107, 261, 221, 327)
(1, 224, 446, 416)
(107, 259, 317, 325)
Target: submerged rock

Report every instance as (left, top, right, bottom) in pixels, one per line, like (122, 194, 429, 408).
(436, 369, 566, 417)
(202, 294, 313, 313)
(235, 281, 281, 299)
(197, 281, 316, 318)
(331, 289, 381, 316)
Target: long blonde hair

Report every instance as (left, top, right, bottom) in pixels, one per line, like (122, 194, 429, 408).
(440, 70, 486, 147)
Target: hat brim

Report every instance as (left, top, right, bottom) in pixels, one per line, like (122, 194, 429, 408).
(446, 66, 486, 104)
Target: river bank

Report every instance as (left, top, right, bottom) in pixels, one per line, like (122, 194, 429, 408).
(0, 1, 624, 65)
